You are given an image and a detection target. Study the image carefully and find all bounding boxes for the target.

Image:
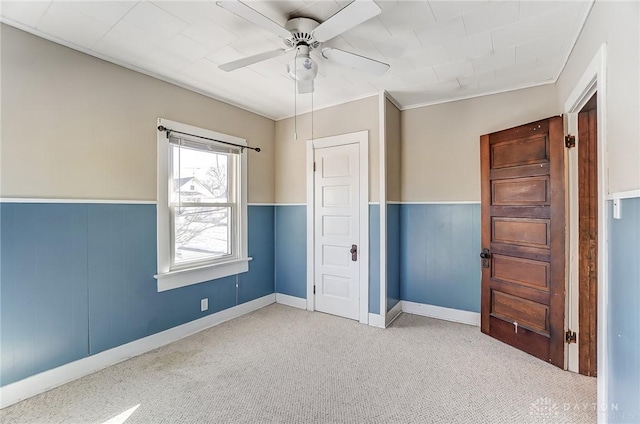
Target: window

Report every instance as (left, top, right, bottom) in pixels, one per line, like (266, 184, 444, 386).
(155, 118, 249, 292)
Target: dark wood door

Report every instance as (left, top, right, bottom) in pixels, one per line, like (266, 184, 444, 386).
(480, 116, 566, 368)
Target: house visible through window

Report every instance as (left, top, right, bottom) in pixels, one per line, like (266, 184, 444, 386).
(156, 118, 249, 292)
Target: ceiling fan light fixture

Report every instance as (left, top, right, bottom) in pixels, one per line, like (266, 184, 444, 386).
(287, 46, 318, 82)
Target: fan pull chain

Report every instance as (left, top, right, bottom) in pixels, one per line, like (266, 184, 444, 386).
(178, 138, 182, 214)
(293, 47, 299, 140)
(311, 88, 314, 142)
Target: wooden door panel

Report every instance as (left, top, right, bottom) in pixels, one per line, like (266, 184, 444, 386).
(492, 254, 550, 290)
(492, 217, 550, 248)
(491, 290, 549, 335)
(481, 116, 566, 368)
(492, 176, 550, 205)
(491, 134, 549, 168)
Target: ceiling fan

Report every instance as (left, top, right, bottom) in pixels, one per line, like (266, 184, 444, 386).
(216, 0, 390, 94)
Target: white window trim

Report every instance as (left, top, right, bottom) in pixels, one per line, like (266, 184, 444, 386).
(155, 118, 249, 292)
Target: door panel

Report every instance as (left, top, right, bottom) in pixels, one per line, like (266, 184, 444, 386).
(490, 134, 548, 168)
(481, 116, 566, 368)
(322, 216, 350, 236)
(322, 186, 351, 206)
(492, 255, 550, 290)
(492, 176, 550, 205)
(491, 290, 549, 335)
(492, 217, 550, 248)
(314, 143, 360, 320)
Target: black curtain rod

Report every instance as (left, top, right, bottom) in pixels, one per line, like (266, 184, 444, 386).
(157, 126, 260, 152)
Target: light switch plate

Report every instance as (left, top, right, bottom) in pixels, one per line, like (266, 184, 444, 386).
(201, 298, 208, 312)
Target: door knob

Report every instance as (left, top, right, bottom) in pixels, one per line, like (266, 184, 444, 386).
(480, 248, 490, 268)
(350, 244, 358, 261)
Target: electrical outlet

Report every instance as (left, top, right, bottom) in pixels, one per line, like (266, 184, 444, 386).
(201, 298, 208, 312)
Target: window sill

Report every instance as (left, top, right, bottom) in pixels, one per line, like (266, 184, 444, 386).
(155, 257, 252, 292)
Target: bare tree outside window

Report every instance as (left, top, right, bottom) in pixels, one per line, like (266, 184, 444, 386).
(204, 154, 229, 200)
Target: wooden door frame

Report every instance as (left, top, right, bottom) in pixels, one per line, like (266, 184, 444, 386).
(577, 107, 598, 377)
(306, 131, 370, 324)
(563, 44, 608, 422)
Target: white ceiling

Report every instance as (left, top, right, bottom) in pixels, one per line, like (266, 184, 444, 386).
(1, 1, 592, 120)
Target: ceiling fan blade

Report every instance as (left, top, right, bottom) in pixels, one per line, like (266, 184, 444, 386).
(321, 47, 389, 76)
(219, 49, 287, 72)
(216, 0, 291, 39)
(297, 80, 314, 94)
(312, 0, 381, 43)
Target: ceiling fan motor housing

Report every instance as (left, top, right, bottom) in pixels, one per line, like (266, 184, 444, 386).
(284, 17, 320, 49)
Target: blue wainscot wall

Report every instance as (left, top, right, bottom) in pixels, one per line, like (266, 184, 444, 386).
(274, 205, 307, 299)
(369, 204, 380, 315)
(400, 203, 481, 313)
(386, 203, 400, 312)
(274, 204, 382, 316)
(0, 203, 274, 386)
(608, 198, 640, 424)
(273, 203, 481, 317)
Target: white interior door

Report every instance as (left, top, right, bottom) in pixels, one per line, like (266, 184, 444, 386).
(314, 143, 360, 320)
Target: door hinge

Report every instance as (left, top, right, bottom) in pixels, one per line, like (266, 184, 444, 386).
(565, 135, 576, 148)
(565, 329, 577, 344)
(313, 162, 316, 172)
(313, 285, 316, 294)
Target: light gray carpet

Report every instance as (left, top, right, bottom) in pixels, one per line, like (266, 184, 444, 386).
(1, 304, 596, 423)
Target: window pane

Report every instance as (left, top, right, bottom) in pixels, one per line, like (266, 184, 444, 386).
(173, 206, 231, 264)
(172, 145, 232, 203)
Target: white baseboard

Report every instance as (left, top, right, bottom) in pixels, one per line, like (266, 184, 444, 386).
(275, 293, 307, 309)
(0, 294, 275, 409)
(402, 301, 480, 327)
(368, 313, 385, 328)
(386, 301, 403, 327)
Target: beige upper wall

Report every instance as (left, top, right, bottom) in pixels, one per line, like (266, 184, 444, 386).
(557, 1, 640, 194)
(385, 98, 401, 203)
(401, 84, 559, 202)
(0, 25, 275, 203)
(274, 95, 379, 203)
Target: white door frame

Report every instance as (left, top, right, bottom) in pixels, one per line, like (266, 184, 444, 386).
(378, 91, 388, 326)
(306, 131, 370, 324)
(563, 43, 607, 423)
